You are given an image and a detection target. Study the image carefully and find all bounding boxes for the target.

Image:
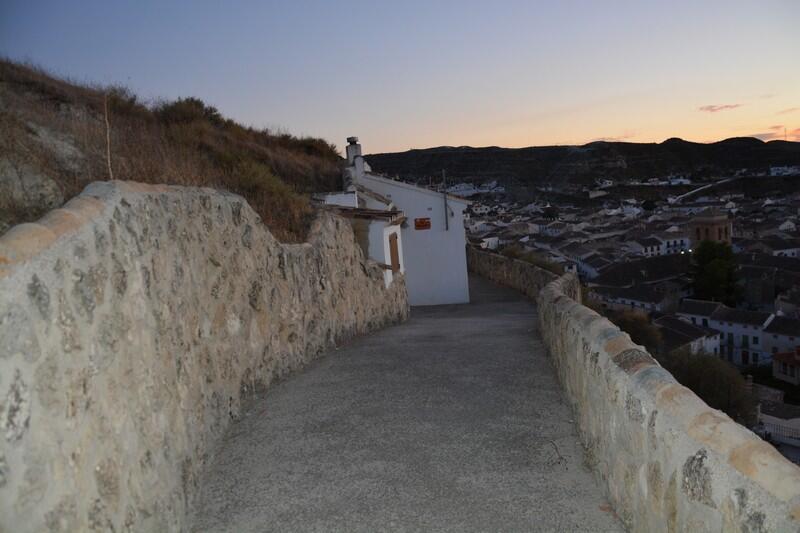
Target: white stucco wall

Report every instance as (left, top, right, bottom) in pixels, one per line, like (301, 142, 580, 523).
(323, 191, 358, 208)
(358, 173, 470, 306)
(711, 319, 769, 366)
(366, 221, 404, 288)
(765, 331, 800, 357)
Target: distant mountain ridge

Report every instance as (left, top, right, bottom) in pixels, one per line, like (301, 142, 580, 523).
(365, 137, 800, 185)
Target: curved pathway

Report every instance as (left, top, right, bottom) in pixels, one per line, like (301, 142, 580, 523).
(191, 276, 622, 532)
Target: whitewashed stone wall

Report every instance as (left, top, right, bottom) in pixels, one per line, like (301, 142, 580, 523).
(469, 247, 800, 531)
(0, 181, 408, 532)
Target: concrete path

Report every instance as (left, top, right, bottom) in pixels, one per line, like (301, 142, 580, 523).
(191, 276, 622, 532)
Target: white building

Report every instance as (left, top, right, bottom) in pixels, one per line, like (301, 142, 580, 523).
(338, 137, 471, 306)
(770, 165, 800, 177)
(764, 317, 800, 357)
(677, 299, 775, 366)
(320, 190, 405, 289)
(653, 315, 720, 356)
(480, 236, 499, 250)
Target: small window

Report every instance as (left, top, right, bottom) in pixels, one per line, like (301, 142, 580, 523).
(782, 362, 789, 374)
(752, 336, 758, 345)
(792, 366, 797, 378)
(702, 318, 708, 327)
(754, 353, 759, 365)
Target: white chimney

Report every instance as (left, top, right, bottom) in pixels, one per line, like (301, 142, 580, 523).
(346, 136, 362, 165)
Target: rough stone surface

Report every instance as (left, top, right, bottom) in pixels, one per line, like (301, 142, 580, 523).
(191, 276, 621, 532)
(466, 246, 558, 299)
(0, 158, 64, 233)
(468, 248, 800, 531)
(0, 181, 408, 532)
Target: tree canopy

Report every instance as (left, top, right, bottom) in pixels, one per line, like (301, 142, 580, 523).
(656, 349, 756, 425)
(691, 241, 740, 306)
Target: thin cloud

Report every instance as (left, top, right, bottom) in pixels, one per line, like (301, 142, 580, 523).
(750, 131, 781, 141)
(698, 104, 742, 113)
(590, 132, 636, 142)
(750, 127, 800, 142)
(778, 107, 799, 115)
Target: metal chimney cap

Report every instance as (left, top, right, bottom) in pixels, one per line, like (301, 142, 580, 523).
(347, 136, 359, 144)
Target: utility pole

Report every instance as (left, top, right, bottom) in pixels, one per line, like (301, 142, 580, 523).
(442, 169, 449, 231)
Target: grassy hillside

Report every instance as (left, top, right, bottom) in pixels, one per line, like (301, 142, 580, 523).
(0, 59, 342, 241)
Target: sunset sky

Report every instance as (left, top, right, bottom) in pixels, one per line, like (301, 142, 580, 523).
(2, 0, 799, 153)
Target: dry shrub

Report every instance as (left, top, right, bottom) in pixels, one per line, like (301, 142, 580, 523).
(0, 58, 342, 242)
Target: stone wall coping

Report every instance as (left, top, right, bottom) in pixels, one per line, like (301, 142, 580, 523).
(0, 180, 409, 532)
(539, 273, 800, 505)
(0, 181, 336, 280)
(467, 246, 800, 529)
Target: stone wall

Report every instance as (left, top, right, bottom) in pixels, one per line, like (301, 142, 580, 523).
(466, 246, 558, 300)
(0, 181, 408, 532)
(469, 247, 800, 531)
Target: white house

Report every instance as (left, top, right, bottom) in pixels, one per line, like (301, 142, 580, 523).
(319, 190, 405, 289)
(764, 317, 800, 357)
(341, 137, 471, 306)
(654, 315, 720, 356)
(709, 307, 774, 366)
(759, 399, 800, 449)
(655, 234, 691, 255)
(677, 299, 775, 365)
(480, 236, 500, 250)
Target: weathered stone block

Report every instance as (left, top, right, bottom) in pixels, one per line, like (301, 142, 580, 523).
(0, 182, 408, 532)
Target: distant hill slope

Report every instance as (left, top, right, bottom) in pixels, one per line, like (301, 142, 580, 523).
(365, 137, 800, 185)
(0, 59, 342, 241)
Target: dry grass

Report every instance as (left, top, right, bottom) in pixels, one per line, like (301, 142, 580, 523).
(0, 58, 342, 241)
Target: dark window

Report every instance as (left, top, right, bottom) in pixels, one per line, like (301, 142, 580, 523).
(792, 366, 797, 378)
(702, 318, 708, 327)
(783, 362, 789, 374)
(753, 336, 758, 345)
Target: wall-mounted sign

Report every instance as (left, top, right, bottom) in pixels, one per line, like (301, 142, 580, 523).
(414, 217, 431, 230)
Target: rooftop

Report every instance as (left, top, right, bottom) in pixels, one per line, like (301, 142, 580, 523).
(710, 306, 772, 327)
(678, 298, 723, 317)
(764, 316, 800, 336)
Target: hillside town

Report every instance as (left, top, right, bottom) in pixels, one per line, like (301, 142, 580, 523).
(448, 170, 800, 458)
